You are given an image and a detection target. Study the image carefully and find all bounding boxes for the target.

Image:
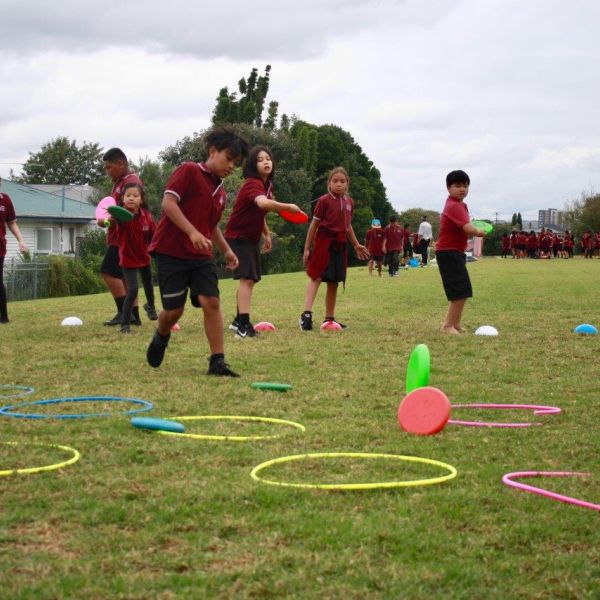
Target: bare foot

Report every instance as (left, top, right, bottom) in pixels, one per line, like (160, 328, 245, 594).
(439, 325, 460, 334)
(456, 326, 467, 333)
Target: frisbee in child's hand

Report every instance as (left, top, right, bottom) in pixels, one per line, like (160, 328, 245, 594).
(398, 386, 451, 435)
(131, 416, 185, 433)
(405, 344, 430, 393)
(279, 209, 309, 224)
(251, 382, 293, 392)
(95, 196, 116, 220)
(471, 220, 493, 234)
(107, 205, 134, 222)
(254, 321, 276, 332)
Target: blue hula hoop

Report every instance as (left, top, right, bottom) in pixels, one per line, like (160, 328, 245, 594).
(0, 396, 153, 419)
(0, 385, 35, 400)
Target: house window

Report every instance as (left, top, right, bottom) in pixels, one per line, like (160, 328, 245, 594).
(36, 228, 52, 254)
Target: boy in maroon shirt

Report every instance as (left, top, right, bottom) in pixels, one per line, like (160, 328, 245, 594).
(384, 216, 403, 276)
(146, 127, 249, 377)
(99, 148, 144, 326)
(0, 178, 28, 323)
(365, 219, 385, 276)
(436, 170, 485, 334)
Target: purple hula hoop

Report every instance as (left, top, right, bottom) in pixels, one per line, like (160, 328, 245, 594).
(448, 403, 561, 427)
(503, 471, 600, 512)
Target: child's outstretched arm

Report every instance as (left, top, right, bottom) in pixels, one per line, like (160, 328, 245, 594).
(255, 195, 302, 215)
(347, 225, 370, 260)
(162, 192, 212, 252)
(303, 219, 319, 267)
(463, 222, 485, 237)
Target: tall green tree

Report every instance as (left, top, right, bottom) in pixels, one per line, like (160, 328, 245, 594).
(511, 213, 517, 227)
(517, 212, 523, 230)
(16, 137, 105, 185)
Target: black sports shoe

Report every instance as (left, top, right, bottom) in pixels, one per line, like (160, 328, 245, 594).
(120, 324, 131, 334)
(207, 358, 240, 377)
(144, 303, 158, 321)
(235, 322, 257, 339)
(146, 330, 170, 368)
(228, 316, 240, 331)
(131, 316, 142, 326)
(104, 313, 122, 326)
(299, 311, 313, 331)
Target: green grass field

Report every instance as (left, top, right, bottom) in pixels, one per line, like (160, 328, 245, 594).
(1, 258, 599, 599)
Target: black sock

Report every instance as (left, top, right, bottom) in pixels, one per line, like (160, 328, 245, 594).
(325, 316, 334, 321)
(210, 353, 224, 365)
(115, 296, 125, 312)
(238, 313, 250, 325)
(132, 306, 140, 319)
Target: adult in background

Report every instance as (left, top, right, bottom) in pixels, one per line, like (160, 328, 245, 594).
(0, 177, 28, 323)
(417, 215, 433, 266)
(99, 148, 144, 326)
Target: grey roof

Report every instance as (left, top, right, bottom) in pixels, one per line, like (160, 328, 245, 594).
(27, 183, 97, 204)
(1, 179, 95, 221)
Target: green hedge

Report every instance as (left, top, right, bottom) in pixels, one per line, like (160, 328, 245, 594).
(45, 255, 104, 298)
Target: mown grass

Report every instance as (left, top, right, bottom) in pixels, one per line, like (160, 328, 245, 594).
(0, 257, 599, 599)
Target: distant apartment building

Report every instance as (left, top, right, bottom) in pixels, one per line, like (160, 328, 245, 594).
(538, 208, 563, 227)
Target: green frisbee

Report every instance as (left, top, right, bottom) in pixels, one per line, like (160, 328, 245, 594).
(251, 382, 293, 392)
(405, 344, 431, 393)
(471, 220, 493, 234)
(107, 205, 135, 222)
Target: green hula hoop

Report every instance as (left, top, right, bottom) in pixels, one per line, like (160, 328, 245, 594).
(251, 452, 457, 490)
(0, 441, 80, 476)
(157, 415, 306, 441)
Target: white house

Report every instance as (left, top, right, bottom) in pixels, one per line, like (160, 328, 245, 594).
(2, 180, 97, 261)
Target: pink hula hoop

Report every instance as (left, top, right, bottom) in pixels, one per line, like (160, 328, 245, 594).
(503, 471, 600, 512)
(448, 403, 561, 428)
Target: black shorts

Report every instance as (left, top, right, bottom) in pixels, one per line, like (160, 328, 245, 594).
(227, 237, 261, 282)
(403, 243, 413, 258)
(155, 253, 219, 310)
(100, 245, 123, 279)
(321, 245, 347, 283)
(436, 250, 472, 301)
(370, 255, 384, 262)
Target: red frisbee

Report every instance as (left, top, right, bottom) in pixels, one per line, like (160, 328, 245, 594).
(279, 209, 309, 224)
(397, 386, 451, 435)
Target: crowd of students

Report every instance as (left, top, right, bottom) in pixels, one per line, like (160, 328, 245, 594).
(501, 229, 576, 259)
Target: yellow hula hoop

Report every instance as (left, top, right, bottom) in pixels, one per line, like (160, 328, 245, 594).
(0, 441, 80, 476)
(251, 452, 458, 490)
(157, 415, 306, 441)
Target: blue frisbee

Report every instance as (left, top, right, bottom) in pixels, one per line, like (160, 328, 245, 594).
(573, 323, 598, 335)
(131, 417, 185, 433)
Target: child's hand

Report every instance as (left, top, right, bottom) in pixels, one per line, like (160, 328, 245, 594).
(476, 230, 486, 238)
(224, 249, 239, 271)
(287, 203, 302, 213)
(303, 249, 310, 266)
(262, 234, 273, 253)
(189, 230, 212, 252)
(354, 244, 370, 261)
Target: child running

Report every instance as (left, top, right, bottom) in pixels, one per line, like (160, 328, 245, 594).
(299, 167, 369, 331)
(113, 183, 157, 334)
(365, 218, 385, 276)
(436, 170, 485, 334)
(146, 126, 249, 377)
(224, 146, 302, 338)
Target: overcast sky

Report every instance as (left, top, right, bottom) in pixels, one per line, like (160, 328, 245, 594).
(2, 0, 599, 221)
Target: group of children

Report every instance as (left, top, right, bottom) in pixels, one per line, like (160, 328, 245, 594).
(501, 229, 575, 259)
(0, 126, 481, 374)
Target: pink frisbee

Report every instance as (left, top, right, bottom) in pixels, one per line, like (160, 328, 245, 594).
(503, 471, 600, 511)
(95, 196, 116, 221)
(397, 386, 451, 435)
(254, 321, 276, 332)
(320, 320, 342, 331)
(449, 403, 561, 428)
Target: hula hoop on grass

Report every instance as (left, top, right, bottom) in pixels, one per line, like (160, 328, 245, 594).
(502, 471, 600, 512)
(0, 385, 35, 400)
(156, 415, 306, 441)
(251, 452, 457, 490)
(0, 396, 153, 419)
(448, 404, 561, 428)
(0, 441, 80, 476)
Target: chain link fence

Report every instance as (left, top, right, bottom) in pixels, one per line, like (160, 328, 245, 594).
(3, 258, 50, 302)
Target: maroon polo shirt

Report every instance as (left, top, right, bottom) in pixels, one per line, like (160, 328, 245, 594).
(0, 193, 17, 258)
(116, 207, 155, 268)
(107, 172, 143, 247)
(384, 224, 403, 252)
(224, 178, 272, 243)
(312, 192, 354, 234)
(365, 228, 385, 255)
(436, 196, 470, 252)
(149, 162, 227, 260)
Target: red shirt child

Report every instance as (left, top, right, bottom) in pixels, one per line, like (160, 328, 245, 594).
(224, 178, 272, 243)
(0, 192, 17, 258)
(116, 207, 156, 268)
(436, 196, 470, 252)
(365, 226, 385, 257)
(384, 221, 404, 252)
(106, 172, 143, 248)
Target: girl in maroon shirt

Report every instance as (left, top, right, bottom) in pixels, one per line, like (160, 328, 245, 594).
(224, 146, 302, 338)
(300, 167, 369, 331)
(113, 183, 157, 334)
